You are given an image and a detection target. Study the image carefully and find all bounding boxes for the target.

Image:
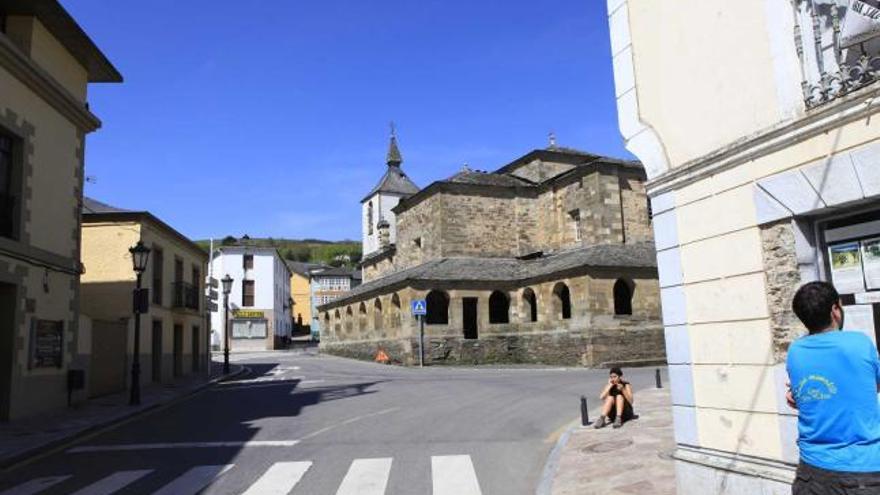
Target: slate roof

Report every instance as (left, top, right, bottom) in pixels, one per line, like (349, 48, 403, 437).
(82, 196, 130, 214)
(446, 169, 534, 187)
(286, 261, 327, 277)
(319, 242, 657, 310)
(362, 166, 420, 202)
(310, 266, 360, 278)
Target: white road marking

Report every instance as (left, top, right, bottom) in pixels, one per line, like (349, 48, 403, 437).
(69, 470, 152, 495)
(241, 461, 312, 495)
(336, 458, 392, 495)
(0, 475, 70, 495)
(300, 407, 400, 441)
(152, 464, 233, 495)
(67, 440, 299, 453)
(432, 455, 482, 495)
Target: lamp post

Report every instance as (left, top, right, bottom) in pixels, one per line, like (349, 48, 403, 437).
(129, 241, 151, 405)
(221, 274, 233, 375)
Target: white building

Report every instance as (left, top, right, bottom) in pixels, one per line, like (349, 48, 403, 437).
(361, 131, 419, 256)
(209, 246, 292, 351)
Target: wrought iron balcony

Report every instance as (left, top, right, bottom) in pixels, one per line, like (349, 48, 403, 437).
(794, 0, 880, 108)
(171, 281, 199, 311)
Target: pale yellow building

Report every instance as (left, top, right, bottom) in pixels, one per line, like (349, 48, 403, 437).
(609, 0, 880, 492)
(287, 261, 320, 332)
(0, 1, 121, 420)
(81, 198, 208, 397)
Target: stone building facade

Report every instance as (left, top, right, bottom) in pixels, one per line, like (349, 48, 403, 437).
(318, 140, 665, 366)
(609, 0, 880, 492)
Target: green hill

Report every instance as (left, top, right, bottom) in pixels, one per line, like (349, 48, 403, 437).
(194, 236, 361, 267)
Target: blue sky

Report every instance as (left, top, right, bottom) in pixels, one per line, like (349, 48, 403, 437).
(63, 1, 627, 242)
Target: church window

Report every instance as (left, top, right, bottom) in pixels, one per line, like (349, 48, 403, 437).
(569, 210, 581, 242)
(367, 202, 374, 235)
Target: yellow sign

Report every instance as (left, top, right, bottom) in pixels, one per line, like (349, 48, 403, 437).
(234, 310, 264, 319)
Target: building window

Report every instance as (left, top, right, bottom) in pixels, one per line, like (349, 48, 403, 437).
(613, 278, 633, 316)
(243, 254, 254, 270)
(367, 202, 374, 235)
(152, 247, 164, 305)
(414, 237, 422, 248)
(242, 280, 255, 307)
(569, 210, 581, 242)
(553, 282, 572, 320)
(425, 290, 449, 325)
(488, 291, 509, 324)
(522, 288, 538, 322)
(0, 131, 18, 239)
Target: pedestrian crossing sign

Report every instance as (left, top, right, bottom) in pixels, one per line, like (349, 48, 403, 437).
(411, 299, 427, 316)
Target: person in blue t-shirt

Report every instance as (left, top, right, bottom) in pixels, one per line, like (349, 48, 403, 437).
(786, 281, 880, 494)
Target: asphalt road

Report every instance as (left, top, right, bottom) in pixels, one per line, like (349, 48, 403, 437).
(0, 349, 666, 495)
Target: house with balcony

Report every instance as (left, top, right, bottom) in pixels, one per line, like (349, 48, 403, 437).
(608, 0, 880, 492)
(210, 246, 292, 351)
(80, 198, 208, 396)
(0, 1, 122, 420)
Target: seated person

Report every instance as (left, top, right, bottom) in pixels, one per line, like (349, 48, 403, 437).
(593, 367, 635, 429)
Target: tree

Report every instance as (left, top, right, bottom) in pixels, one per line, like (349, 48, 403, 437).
(221, 235, 237, 246)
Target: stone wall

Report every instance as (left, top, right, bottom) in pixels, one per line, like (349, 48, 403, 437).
(760, 220, 804, 361)
(318, 269, 664, 367)
(620, 173, 653, 244)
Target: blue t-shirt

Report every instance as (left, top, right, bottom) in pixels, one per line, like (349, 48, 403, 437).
(787, 331, 880, 472)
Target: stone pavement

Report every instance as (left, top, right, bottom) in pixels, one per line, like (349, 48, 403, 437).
(549, 385, 676, 495)
(0, 361, 242, 470)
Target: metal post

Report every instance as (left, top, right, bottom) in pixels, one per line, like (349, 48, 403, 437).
(580, 396, 589, 426)
(655, 368, 662, 388)
(223, 293, 230, 375)
(130, 273, 142, 405)
(418, 315, 425, 367)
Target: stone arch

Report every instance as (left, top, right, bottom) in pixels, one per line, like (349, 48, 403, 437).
(552, 282, 572, 320)
(488, 290, 509, 324)
(614, 278, 634, 316)
(390, 293, 402, 327)
(425, 290, 449, 325)
(323, 312, 331, 339)
(344, 306, 353, 334)
(373, 298, 383, 332)
(358, 302, 367, 331)
(522, 288, 538, 322)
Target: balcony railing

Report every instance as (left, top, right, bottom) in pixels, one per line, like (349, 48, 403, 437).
(794, 0, 880, 108)
(172, 281, 199, 311)
(0, 192, 16, 239)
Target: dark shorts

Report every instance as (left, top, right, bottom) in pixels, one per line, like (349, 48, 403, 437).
(792, 462, 880, 495)
(606, 398, 635, 422)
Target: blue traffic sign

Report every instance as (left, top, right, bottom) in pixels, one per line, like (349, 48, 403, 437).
(411, 299, 427, 316)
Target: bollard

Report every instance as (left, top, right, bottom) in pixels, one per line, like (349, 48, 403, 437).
(655, 368, 662, 388)
(580, 395, 590, 426)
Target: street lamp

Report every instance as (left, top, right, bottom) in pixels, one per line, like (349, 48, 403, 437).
(221, 274, 233, 374)
(128, 241, 151, 405)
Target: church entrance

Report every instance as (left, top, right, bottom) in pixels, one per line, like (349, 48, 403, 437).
(463, 298, 478, 339)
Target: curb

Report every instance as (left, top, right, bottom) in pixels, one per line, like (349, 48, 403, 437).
(0, 364, 246, 472)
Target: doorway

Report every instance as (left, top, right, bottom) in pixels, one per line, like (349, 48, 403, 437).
(463, 297, 478, 340)
(151, 320, 162, 382)
(173, 324, 183, 377)
(0, 282, 16, 421)
(191, 325, 200, 372)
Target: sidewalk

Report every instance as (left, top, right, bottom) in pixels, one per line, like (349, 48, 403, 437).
(0, 361, 243, 470)
(548, 386, 676, 495)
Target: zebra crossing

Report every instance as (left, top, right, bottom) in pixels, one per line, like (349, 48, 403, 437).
(0, 455, 483, 495)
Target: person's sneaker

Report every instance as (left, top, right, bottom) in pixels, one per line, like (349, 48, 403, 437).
(612, 417, 623, 429)
(592, 416, 608, 429)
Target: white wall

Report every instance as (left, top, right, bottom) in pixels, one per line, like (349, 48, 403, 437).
(209, 248, 291, 341)
(362, 193, 404, 255)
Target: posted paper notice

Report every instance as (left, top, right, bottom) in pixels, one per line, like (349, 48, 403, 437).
(829, 242, 866, 294)
(862, 237, 880, 290)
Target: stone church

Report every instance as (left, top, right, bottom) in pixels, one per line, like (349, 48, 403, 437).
(317, 133, 665, 366)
